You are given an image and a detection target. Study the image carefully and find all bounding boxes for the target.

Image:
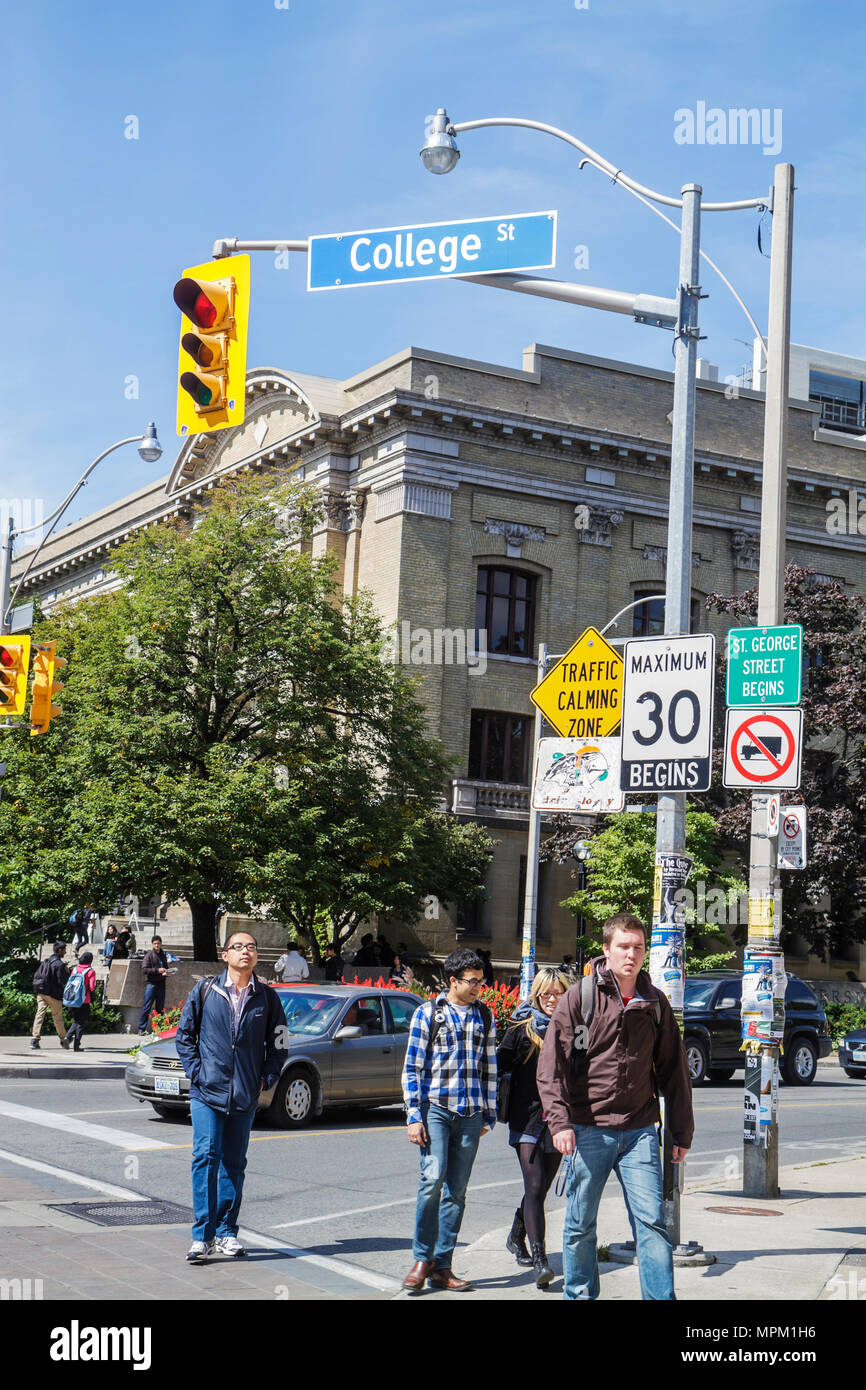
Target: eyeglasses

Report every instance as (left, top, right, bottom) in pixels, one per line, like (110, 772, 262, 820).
(540, 991, 563, 1001)
(227, 944, 257, 953)
(458, 976, 484, 987)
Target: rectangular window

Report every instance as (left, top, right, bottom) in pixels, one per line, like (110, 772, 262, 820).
(476, 566, 537, 657)
(469, 711, 531, 783)
(516, 857, 551, 941)
(633, 592, 701, 636)
(809, 369, 866, 433)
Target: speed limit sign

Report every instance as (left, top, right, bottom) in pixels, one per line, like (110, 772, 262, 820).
(620, 634, 715, 792)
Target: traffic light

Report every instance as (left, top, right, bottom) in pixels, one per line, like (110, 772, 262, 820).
(173, 254, 250, 438)
(0, 637, 31, 716)
(30, 640, 66, 736)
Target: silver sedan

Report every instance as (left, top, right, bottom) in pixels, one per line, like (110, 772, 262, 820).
(125, 983, 425, 1128)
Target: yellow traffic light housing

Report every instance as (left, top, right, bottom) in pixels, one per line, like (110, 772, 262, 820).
(0, 637, 31, 716)
(30, 640, 66, 736)
(173, 254, 250, 438)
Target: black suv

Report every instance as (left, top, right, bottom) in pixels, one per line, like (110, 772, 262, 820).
(683, 971, 831, 1086)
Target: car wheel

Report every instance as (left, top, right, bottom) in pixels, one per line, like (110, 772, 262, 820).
(152, 1103, 187, 1120)
(685, 1037, 709, 1086)
(783, 1037, 817, 1086)
(709, 1068, 736, 1082)
(270, 1067, 316, 1129)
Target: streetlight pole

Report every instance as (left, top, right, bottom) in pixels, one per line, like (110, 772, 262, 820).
(743, 163, 795, 1199)
(0, 425, 162, 632)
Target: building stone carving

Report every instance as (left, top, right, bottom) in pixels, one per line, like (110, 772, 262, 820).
(482, 517, 545, 557)
(642, 543, 701, 567)
(731, 530, 760, 571)
(575, 506, 623, 547)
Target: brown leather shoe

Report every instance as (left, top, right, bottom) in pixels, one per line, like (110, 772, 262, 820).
(402, 1259, 432, 1293)
(428, 1268, 473, 1292)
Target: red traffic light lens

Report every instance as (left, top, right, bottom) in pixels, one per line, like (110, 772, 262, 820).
(180, 372, 214, 407)
(0, 647, 15, 668)
(173, 278, 218, 330)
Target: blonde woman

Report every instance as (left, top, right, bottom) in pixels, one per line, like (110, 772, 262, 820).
(497, 967, 570, 1288)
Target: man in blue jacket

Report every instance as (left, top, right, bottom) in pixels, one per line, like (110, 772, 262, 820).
(176, 931, 286, 1263)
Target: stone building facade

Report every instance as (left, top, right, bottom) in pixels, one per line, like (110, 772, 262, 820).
(15, 342, 866, 976)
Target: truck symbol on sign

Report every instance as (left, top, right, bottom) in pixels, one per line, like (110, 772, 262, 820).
(742, 737, 783, 760)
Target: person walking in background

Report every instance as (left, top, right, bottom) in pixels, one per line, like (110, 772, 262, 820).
(498, 967, 570, 1287)
(30, 941, 70, 1050)
(138, 935, 169, 1035)
(175, 932, 286, 1263)
(537, 912, 693, 1301)
(63, 950, 97, 1052)
(69, 908, 87, 955)
(400, 949, 497, 1294)
(273, 941, 310, 983)
(324, 944, 343, 981)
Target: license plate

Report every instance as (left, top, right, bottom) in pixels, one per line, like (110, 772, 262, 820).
(155, 1077, 181, 1095)
(853, 1050, 866, 1063)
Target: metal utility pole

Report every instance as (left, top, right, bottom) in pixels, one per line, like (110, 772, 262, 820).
(743, 163, 795, 1200)
(649, 186, 711, 1262)
(520, 643, 548, 998)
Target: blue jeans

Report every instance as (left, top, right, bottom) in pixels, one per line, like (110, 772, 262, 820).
(562, 1124, 674, 1300)
(190, 1099, 257, 1243)
(138, 980, 166, 1033)
(413, 1103, 484, 1267)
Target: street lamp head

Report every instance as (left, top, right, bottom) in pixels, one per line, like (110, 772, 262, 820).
(137, 422, 163, 464)
(572, 839, 593, 863)
(420, 108, 460, 175)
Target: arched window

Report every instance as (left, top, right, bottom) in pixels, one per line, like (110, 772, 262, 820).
(475, 566, 537, 657)
(632, 592, 702, 636)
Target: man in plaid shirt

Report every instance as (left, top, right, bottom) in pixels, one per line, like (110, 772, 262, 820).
(401, 949, 497, 1293)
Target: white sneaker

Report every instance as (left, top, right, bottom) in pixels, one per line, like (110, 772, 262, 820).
(215, 1235, 246, 1258)
(186, 1240, 214, 1263)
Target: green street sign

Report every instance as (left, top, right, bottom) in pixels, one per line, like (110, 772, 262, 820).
(726, 624, 803, 707)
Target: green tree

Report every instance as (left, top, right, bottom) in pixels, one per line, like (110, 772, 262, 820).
(552, 808, 742, 967)
(703, 565, 866, 959)
(0, 473, 492, 961)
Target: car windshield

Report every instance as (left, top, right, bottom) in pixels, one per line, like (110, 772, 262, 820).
(684, 978, 723, 1009)
(277, 991, 347, 1036)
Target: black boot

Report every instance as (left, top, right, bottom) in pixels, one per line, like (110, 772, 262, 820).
(505, 1209, 532, 1266)
(531, 1242, 554, 1288)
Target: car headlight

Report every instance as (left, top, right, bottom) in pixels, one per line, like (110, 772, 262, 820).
(129, 1049, 155, 1070)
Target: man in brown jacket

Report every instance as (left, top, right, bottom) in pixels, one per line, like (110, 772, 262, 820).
(536, 912, 693, 1300)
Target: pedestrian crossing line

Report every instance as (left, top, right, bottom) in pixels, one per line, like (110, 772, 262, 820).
(0, 1099, 172, 1150)
(271, 1177, 523, 1230)
(0, 1146, 143, 1199)
(135, 1123, 410, 1151)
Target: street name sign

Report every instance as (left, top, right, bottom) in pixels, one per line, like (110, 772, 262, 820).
(529, 626, 622, 740)
(620, 634, 715, 792)
(531, 737, 625, 813)
(778, 804, 807, 869)
(726, 624, 803, 707)
(723, 708, 803, 789)
(308, 211, 557, 290)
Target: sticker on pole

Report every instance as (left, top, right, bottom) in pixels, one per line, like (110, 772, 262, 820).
(722, 708, 803, 789)
(620, 634, 715, 793)
(778, 804, 807, 870)
(531, 738, 624, 813)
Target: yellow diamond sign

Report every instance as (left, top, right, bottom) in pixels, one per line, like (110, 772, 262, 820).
(530, 626, 623, 739)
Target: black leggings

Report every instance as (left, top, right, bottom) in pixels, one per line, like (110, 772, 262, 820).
(517, 1141, 562, 1247)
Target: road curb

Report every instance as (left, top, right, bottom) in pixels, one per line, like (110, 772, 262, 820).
(0, 1063, 128, 1080)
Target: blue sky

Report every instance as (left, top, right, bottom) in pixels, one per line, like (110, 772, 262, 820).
(3, 0, 865, 534)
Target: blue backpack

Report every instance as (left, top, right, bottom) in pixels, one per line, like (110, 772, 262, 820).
(63, 970, 88, 1008)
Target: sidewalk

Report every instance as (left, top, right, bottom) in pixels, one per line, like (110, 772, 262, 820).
(0, 1031, 137, 1080)
(0, 1145, 862, 1303)
(395, 1150, 866, 1301)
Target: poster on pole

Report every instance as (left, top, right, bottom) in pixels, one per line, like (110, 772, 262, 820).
(649, 852, 692, 1010)
(744, 1053, 761, 1144)
(741, 949, 786, 1043)
(759, 1052, 779, 1130)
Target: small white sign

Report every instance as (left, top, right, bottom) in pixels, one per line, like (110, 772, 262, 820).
(767, 795, 780, 838)
(531, 737, 624, 813)
(778, 804, 807, 870)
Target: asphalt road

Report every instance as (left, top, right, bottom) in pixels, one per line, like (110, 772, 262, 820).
(0, 1066, 863, 1287)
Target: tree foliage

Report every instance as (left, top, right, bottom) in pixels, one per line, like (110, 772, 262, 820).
(702, 565, 866, 959)
(0, 474, 492, 961)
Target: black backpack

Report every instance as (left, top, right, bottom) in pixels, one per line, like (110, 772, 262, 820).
(32, 958, 52, 994)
